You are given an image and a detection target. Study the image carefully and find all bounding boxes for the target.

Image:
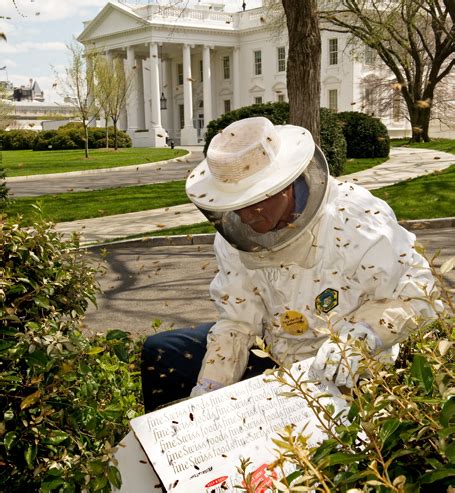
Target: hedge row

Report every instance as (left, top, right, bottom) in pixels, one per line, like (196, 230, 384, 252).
(0, 124, 131, 151)
(204, 103, 390, 176)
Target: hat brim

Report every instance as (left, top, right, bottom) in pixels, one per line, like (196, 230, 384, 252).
(186, 125, 316, 212)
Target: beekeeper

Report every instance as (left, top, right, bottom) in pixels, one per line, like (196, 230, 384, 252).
(141, 117, 438, 411)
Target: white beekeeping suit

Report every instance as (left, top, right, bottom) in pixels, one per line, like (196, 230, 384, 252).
(186, 117, 440, 393)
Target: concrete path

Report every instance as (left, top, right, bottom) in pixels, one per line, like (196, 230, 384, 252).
(51, 147, 454, 244)
(342, 147, 455, 189)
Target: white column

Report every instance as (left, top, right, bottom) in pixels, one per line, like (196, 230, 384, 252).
(119, 58, 128, 131)
(148, 42, 165, 147)
(136, 58, 146, 130)
(233, 46, 240, 109)
(86, 54, 96, 127)
(202, 45, 212, 133)
(126, 46, 138, 132)
(143, 57, 151, 131)
(160, 58, 170, 134)
(101, 51, 114, 129)
(180, 43, 198, 145)
(149, 42, 162, 129)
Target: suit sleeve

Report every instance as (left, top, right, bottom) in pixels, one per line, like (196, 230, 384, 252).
(195, 234, 266, 388)
(331, 188, 442, 348)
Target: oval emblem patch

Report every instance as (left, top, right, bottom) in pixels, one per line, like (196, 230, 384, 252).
(280, 310, 309, 335)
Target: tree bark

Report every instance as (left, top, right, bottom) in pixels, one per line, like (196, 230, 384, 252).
(282, 0, 321, 144)
(113, 119, 119, 151)
(83, 123, 89, 159)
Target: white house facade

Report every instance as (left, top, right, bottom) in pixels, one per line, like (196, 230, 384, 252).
(78, 1, 452, 147)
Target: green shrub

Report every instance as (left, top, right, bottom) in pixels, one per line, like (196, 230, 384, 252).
(0, 152, 8, 208)
(204, 102, 347, 176)
(0, 130, 38, 150)
(31, 127, 132, 151)
(0, 214, 143, 491)
(33, 130, 58, 151)
(337, 111, 390, 158)
(320, 107, 347, 177)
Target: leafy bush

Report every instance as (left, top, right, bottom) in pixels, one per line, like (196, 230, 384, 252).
(243, 256, 454, 492)
(0, 130, 38, 150)
(204, 102, 347, 176)
(337, 111, 390, 158)
(0, 146, 8, 209)
(320, 108, 347, 177)
(0, 214, 143, 491)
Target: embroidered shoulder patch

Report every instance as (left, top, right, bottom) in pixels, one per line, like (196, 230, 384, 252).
(315, 288, 339, 313)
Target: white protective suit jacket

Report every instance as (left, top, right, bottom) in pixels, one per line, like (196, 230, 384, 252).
(196, 177, 438, 389)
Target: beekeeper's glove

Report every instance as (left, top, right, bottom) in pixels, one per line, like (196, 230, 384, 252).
(190, 378, 224, 397)
(311, 323, 381, 387)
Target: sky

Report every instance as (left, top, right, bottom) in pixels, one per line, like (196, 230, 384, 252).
(0, 0, 262, 102)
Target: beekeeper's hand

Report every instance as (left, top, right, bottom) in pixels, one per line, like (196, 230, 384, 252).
(311, 323, 381, 387)
(190, 377, 224, 397)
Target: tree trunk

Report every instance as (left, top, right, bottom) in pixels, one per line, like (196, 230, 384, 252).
(282, 0, 321, 144)
(408, 103, 432, 142)
(105, 121, 109, 149)
(113, 119, 118, 151)
(83, 123, 89, 159)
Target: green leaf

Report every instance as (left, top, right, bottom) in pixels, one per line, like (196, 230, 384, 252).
(4, 431, 17, 452)
(113, 344, 129, 363)
(0, 340, 16, 352)
(88, 460, 105, 475)
(25, 349, 50, 368)
(347, 402, 360, 421)
(411, 354, 433, 394)
(107, 465, 122, 489)
(106, 329, 130, 341)
(92, 475, 108, 491)
(24, 443, 37, 469)
(285, 470, 303, 485)
(440, 398, 455, 427)
(379, 418, 401, 450)
(41, 479, 65, 492)
(420, 469, 455, 484)
(47, 431, 70, 445)
(445, 442, 455, 463)
(86, 346, 105, 355)
(34, 296, 51, 309)
(323, 452, 366, 466)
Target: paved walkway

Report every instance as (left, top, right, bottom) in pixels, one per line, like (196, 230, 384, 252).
(50, 147, 454, 244)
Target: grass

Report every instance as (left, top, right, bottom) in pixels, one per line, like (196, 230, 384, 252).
(343, 156, 388, 175)
(2, 147, 188, 177)
(390, 138, 455, 154)
(372, 164, 455, 220)
(5, 181, 189, 225)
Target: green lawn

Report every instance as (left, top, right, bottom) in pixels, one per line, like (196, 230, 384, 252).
(5, 181, 189, 225)
(2, 147, 188, 177)
(343, 156, 388, 175)
(372, 165, 455, 220)
(391, 138, 455, 154)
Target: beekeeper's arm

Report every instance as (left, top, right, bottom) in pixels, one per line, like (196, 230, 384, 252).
(191, 234, 266, 396)
(313, 203, 441, 386)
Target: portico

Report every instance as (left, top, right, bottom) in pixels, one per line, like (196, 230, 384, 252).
(77, 2, 250, 147)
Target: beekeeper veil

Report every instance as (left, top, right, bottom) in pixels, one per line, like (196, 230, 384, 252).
(186, 117, 329, 253)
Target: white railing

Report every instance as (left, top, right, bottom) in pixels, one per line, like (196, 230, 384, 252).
(134, 4, 234, 24)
